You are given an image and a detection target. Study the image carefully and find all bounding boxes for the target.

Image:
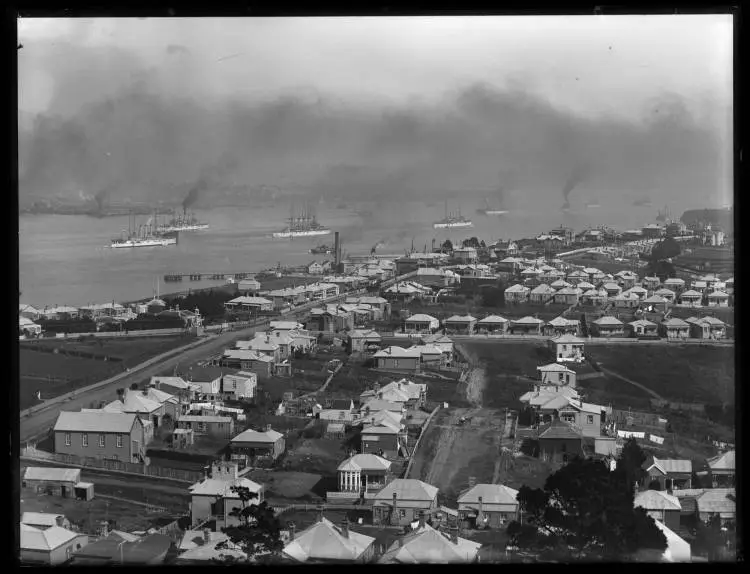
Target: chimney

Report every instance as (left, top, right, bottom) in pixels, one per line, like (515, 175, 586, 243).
(450, 525, 459, 544)
(317, 506, 324, 523)
(266, 424, 272, 432)
(419, 511, 426, 529)
(203, 528, 211, 544)
(55, 515, 64, 527)
(341, 517, 350, 539)
(289, 523, 296, 541)
(478, 496, 484, 517)
(392, 492, 398, 516)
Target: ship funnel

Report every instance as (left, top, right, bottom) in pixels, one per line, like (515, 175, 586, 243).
(334, 232, 340, 266)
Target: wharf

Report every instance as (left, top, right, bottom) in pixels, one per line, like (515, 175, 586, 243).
(163, 271, 266, 282)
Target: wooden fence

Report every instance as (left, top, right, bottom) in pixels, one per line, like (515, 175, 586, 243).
(403, 405, 441, 479)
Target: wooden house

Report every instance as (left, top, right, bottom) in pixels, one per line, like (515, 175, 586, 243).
(475, 315, 509, 334)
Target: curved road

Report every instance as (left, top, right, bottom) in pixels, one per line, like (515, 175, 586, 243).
(20, 299, 339, 444)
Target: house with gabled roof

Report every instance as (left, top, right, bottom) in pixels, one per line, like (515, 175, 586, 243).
(537, 419, 584, 461)
(529, 283, 557, 304)
(654, 287, 677, 303)
(508, 316, 544, 335)
(543, 316, 580, 337)
(663, 277, 686, 292)
(360, 412, 406, 458)
(686, 316, 727, 340)
(20, 523, 90, 565)
(53, 411, 148, 463)
(230, 425, 286, 463)
(591, 316, 625, 337)
(334, 454, 392, 497)
(457, 484, 519, 529)
(678, 289, 703, 307)
(634, 490, 682, 531)
(642, 276, 661, 290)
(642, 294, 670, 313)
(550, 278, 573, 290)
(576, 280, 595, 291)
(659, 317, 690, 339)
(283, 515, 376, 563)
(347, 329, 383, 354)
(188, 461, 264, 530)
(552, 286, 582, 306)
(548, 333, 585, 362)
(641, 455, 692, 491)
(623, 285, 649, 300)
(404, 313, 440, 334)
(537, 362, 577, 387)
(558, 397, 606, 437)
(475, 315, 509, 334)
(19, 303, 42, 321)
(612, 292, 640, 309)
(443, 314, 477, 335)
(602, 282, 623, 298)
(372, 479, 439, 526)
(504, 283, 530, 304)
(695, 488, 736, 524)
(615, 270, 639, 289)
(580, 287, 607, 306)
(706, 450, 735, 487)
(707, 290, 729, 307)
(627, 319, 658, 337)
(373, 346, 421, 372)
(378, 515, 481, 564)
(565, 269, 589, 285)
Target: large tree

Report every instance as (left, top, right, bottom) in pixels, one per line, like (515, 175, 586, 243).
(614, 438, 648, 492)
(213, 485, 285, 563)
(506, 456, 667, 561)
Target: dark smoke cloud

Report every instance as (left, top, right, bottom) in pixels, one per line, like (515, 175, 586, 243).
(561, 164, 591, 210)
(18, 41, 725, 213)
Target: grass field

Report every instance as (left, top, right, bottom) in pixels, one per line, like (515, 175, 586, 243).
(576, 373, 653, 411)
(19, 335, 195, 410)
(281, 436, 347, 477)
(247, 469, 324, 502)
(585, 344, 734, 407)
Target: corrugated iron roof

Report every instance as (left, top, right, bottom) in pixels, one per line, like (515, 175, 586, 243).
(53, 411, 138, 434)
(23, 467, 81, 483)
(634, 490, 682, 511)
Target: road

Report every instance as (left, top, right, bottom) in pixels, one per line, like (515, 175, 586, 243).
(20, 295, 349, 444)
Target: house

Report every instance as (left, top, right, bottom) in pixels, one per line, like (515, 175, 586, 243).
(550, 279, 573, 290)
(611, 292, 640, 309)
(372, 379, 427, 408)
(230, 425, 286, 463)
(678, 289, 703, 307)
(602, 282, 623, 298)
(457, 484, 519, 529)
(20, 524, 89, 565)
(187, 366, 225, 400)
(548, 334, 585, 362)
(552, 287, 582, 306)
(627, 319, 658, 337)
(565, 270, 590, 285)
(663, 277, 686, 292)
(641, 294, 670, 313)
(409, 343, 445, 367)
(529, 283, 557, 304)
(19, 303, 42, 321)
(372, 479, 439, 526)
(686, 316, 727, 340)
(443, 314, 477, 335)
(70, 533, 172, 565)
(188, 461, 264, 530)
(224, 296, 274, 313)
(221, 371, 257, 400)
(373, 346, 421, 372)
(40, 305, 81, 321)
(335, 453, 392, 495)
(615, 270, 639, 289)
(453, 246, 478, 263)
(536, 363, 577, 387)
(53, 411, 147, 463)
(414, 267, 461, 288)
(19, 316, 43, 337)
(361, 398, 406, 416)
(237, 278, 262, 293)
(112, 388, 166, 429)
(475, 315, 509, 334)
(642, 276, 661, 290)
(580, 288, 607, 306)
(283, 515, 376, 563)
(591, 316, 625, 337)
(175, 538, 248, 564)
(520, 387, 582, 425)
(176, 415, 234, 438)
(543, 316, 580, 337)
(655, 288, 677, 303)
(384, 281, 432, 303)
(724, 277, 734, 295)
(307, 261, 324, 275)
(22, 467, 94, 501)
(623, 285, 649, 300)
(695, 488, 736, 524)
(320, 399, 357, 424)
(360, 415, 405, 458)
(21, 513, 72, 530)
(634, 490, 682, 531)
(420, 334, 454, 361)
(576, 280, 595, 292)
(706, 450, 735, 487)
(347, 330, 383, 354)
(707, 290, 730, 307)
(691, 280, 708, 293)
(557, 398, 605, 437)
(245, 335, 282, 362)
(404, 313, 440, 334)
(520, 267, 541, 281)
(508, 316, 544, 335)
(641, 456, 692, 491)
(378, 517, 481, 564)
(659, 318, 690, 339)
(504, 284, 530, 304)
(537, 419, 584, 461)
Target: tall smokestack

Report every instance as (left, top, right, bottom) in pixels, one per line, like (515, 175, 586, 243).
(334, 232, 340, 266)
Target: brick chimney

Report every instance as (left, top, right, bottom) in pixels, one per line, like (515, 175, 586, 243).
(478, 496, 484, 518)
(418, 511, 426, 529)
(317, 506, 324, 523)
(289, 523, 296, 542)
(203, 528, 211, 544)
(341, 517, 349, 539)
(391, 492, 398, 525)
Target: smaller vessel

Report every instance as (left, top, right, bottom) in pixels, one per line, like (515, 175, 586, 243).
(434, 202, 473, 229)
(309, 244, 334, 255)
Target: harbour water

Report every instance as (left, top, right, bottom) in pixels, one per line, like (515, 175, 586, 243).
(19, 200, 649, 308)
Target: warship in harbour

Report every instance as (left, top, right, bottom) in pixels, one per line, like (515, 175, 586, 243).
(273, 203, 332, 239)
(111, 212, 178, 249)
(434, 202, 473, 229)
(156, 208, 209, 232)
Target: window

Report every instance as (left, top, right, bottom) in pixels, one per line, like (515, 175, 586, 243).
(400, 509, 406, 518)
(82, 434, 88, 447)
(65, 433, 71, 446)
(394, 360, 399, 368)
(562, 345, 567, 351)
(587, 415, 594, 424)
(99, 434, 105, 447)
(116, 435, 123, 448)
(558, 373, 564, 382)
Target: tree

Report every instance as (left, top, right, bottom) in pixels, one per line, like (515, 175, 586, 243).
(214, 485, 284, 563)
(440, 239, 453, 253)
(650, 237, 681, 262)
(507, 456, 667, 561)
(614, 438, 647, 492)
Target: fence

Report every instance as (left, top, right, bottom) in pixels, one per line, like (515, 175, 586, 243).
(403, 405, 441, 479)
(20, 450, 203, 483)
(95, 493, 189, 515)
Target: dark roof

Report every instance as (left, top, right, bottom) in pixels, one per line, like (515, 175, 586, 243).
(538, 419, 583, 440)
(121, 534, 172, 564)
(328, 399, 353, 410)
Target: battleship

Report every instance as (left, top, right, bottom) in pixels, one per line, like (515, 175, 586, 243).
(156, 208, 209, 232)
(273, 203, 332, 239)
(434, 202, 473, 229)
(111, 213, 178, 249)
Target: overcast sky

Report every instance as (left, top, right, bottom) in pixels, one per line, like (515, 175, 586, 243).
(18, 15, 733, 121)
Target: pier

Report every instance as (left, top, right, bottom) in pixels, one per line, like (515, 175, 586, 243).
(163, 272, 262, 282)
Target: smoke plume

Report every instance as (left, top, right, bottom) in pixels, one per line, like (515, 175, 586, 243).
(561, 164, 590, 210)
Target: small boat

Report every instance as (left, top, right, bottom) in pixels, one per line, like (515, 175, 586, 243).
(309, 244, 334, 255)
